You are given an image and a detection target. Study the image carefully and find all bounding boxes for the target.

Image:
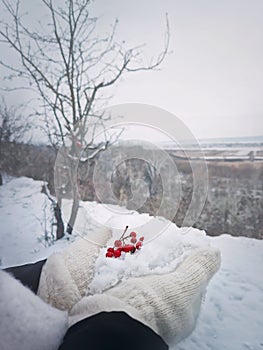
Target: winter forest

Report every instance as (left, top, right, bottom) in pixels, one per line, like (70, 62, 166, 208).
(0, 1, 263, 350)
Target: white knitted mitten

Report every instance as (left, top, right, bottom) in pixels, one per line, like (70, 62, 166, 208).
(69, 247, 221, 345)
(37, 227, 112, 311)
(0, 270, 68, 350)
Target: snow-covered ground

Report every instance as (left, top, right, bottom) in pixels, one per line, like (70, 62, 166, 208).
(0, 176, 263, 349)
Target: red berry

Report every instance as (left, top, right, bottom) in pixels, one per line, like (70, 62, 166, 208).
(107, 247, 114, 253)
(130, 237, 137, 244)
(139, 236, 144, 241)
(113, 249, 121, 258)
(130, 231, 137, 238)
(106, 251, 114, 258)
(114, 240, 122, 247)
(136, 241, 142, 250)
(122, 244, 134, 253)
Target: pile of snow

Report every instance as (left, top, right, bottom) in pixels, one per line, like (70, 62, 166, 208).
(0, 176, 263, 349)
(89, 221, 210, 294)
(61, 196, 213, 294)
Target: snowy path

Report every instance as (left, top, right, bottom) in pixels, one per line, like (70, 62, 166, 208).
(0, 177, 262, 349)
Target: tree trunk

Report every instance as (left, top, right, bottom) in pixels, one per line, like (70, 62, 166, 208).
(41, 182, 65, 240)
(66, 160, 80, 235)
(55, 196, 64, 240)
(66, 194, 79, 235)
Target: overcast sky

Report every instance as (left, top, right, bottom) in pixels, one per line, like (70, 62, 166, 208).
(1, 0, 263, 140)
(91, 0, 263, 139)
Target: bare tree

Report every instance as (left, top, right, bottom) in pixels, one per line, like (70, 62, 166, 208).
(0, 97, 30, 146)
(0, 97, 30, 189)
(0, 0, 169, 237)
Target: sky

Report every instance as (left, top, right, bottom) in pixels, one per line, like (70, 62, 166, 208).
(0, 0, 263, 140)
(90, 0, 263, 139)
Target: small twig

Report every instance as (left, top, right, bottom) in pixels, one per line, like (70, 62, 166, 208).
(119, 225, 129, 240)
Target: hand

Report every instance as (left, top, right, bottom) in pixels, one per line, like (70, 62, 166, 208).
(37, 227, 112, 311)
(68, 247, 221, 345)
(0, 269, 68, 350)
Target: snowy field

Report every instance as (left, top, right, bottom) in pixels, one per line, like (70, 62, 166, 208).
(0, 176, 263, 350)
(159, 137, 263, 161)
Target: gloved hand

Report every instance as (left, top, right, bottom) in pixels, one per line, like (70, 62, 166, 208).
(0, 269, 68, 350)
(68, 247, 221, 345)
(37, 227, 112, 311)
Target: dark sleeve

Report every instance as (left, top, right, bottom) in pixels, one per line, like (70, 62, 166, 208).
(3, 259, 47, 294)
(58, 311, 169, 350)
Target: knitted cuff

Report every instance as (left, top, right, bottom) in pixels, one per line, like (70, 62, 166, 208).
(68, 294, 149, 330)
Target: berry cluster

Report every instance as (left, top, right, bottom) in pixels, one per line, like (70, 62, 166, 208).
(106, 226, 144, 258)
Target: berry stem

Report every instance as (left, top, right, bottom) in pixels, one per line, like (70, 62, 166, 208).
(122, 234, 132, 241)
(119, 225, 129, 240)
